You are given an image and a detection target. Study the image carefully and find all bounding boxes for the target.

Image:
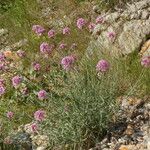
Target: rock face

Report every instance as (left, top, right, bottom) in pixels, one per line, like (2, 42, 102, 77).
(140, 39, 150, 57)
(90, 96, 150, 150)
(87, 0, 150, 56)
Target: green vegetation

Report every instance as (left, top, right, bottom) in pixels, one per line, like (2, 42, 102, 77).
(0, 0, 149, 149)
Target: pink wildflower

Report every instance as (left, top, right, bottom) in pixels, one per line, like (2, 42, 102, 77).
(12, 75, 22, 87)
(88, 22, 96, 32)
(33, 62, 41, 71)
(30, 123, 38, 133)
(63, 27, 71, 35)
(0, 53, 5, 62)
(37, 90, 47, 100)
(32, 25, 45, 36)
(77, 18, 86, 29)
(6, 111, 14, 119)
(107, 32, 116, 41)
(0, 86, 5, 96)
(96, 16, 104, 24)
(59, 43, 67, 49)
(61, 55, 75, 70)
(96, 59, 110, 72)
(141, 56, 150, 68)
(40, 42, 53, 55)
(34, 110, 45, 122)
(48, 29, 55, 38)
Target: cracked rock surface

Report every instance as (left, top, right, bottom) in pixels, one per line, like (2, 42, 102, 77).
(87, 0, 150, 56)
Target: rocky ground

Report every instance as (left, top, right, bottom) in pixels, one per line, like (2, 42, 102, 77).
(88, 0, 150, 57)
(90, 96, 150, 150)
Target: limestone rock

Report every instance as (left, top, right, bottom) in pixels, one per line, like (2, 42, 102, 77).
(90, 96, 150, 150)
(141, 10, 149, 19)
(0, 29, 8, 37)
(31, 134, 49, 150)
(105, 12, 120, 23)
(118, 20, 150, 55)
(87, 0, 150, 56)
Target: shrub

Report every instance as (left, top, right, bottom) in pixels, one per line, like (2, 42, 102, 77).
(39, 52, 149, 149)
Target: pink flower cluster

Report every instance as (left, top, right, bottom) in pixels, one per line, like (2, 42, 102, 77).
(40, 42, 54, 55)
(24, 122, 38, 134)
(12, 75, 22, 87)
(0, 53, 5, 62)
(6, 111, 14, 119)
(63, 27, 71, 35)
(107, 32, 116, 41)
(96, 59, 110, 72)
(141, 56, 150, 68)
(59, 43, 67, 49)
(30, 123, 38, 133)
(48, 29, 55, 38)
(61, 55, 75, 70)
(34, 110, 45, 122)
(88, 22, 96, 32)
(0, 86, 5, 96)
(77, 18, 86, 29)
(96, 16, 104, 24)
(37, 90, 47, 100)
(33, 62, 41, 71)
(32, 25, 45, 36)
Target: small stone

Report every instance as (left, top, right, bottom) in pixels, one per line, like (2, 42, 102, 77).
(93, 5, 100, 13)
(145, 103, 150, 110)
(105, 12, 120, 23)
(147, 141, 150, 150)
(0, 29, 8, 37)
(141, 10, 149, 19)
(36, 146, 47, 150)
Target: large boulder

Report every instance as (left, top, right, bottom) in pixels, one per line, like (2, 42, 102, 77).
(87, 0, 150, 56)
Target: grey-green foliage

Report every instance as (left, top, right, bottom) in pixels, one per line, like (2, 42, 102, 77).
(44, 56, 120, 149)
(41, 51, 149, 149)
